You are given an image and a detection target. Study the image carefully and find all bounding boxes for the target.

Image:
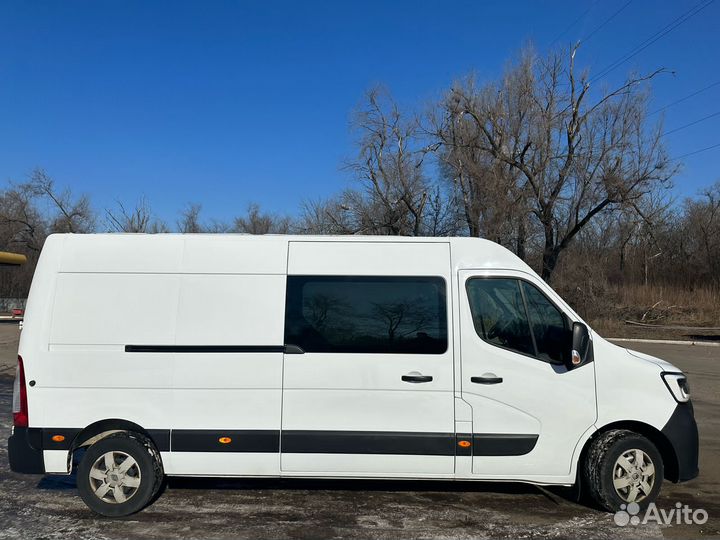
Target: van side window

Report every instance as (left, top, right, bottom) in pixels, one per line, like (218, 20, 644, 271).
(465, 278, 535, 356)
(466, 278, 570, 363)
(284, 276, 447, 354)
(521, 281, 569, 364)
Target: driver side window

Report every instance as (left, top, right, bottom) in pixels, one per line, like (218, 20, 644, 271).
(466, 277, 569, 363)
(466, 278, 534, 356)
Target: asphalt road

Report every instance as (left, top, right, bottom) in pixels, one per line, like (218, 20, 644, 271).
(1, 327, 718, 539)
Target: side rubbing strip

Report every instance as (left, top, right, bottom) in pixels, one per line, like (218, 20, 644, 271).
(172, 430, 280, 452)
(282, 431, 456, 455)
(125, 345, 285, 353)
(29, 429, 536, 456)
(455, 433, 473, 456)
(472, 434, 538, 456)
(41, 428, 81, 450)
(147, 429, 171, 452)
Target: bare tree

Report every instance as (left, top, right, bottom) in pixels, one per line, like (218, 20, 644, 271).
(296, 197, 356, 234)
(344, 87, 433, 236)
(682, 181, 720, 286)
(0, 183, 47, 252)
(105, 197, 168, 233)
(435, 46, 675, 281)
(26, 169, 96, 233)
(371, 299, 431, 342)
(177, 203, 204, 233)
(304, 293, 348, 330)
(233, 203, 291, 234)
(204, 219, 233, 233)
(423, 186, 466, 237)
(0, 170, 94, 297)
(0, 170, 94, 252)
(436, 135, 531, 251)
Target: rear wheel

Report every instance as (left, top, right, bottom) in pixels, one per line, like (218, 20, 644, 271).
(583, 429, 663, 512)
(77, 432, 163, 516)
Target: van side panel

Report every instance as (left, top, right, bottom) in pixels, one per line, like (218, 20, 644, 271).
(50, 273, 180, 348)
(38, 272, 178, 472)
(287, 241, 450, 276)
(174, 274, 285, 347)
(59, 234, 184, 274)
(180, 235, 287, 274)
(167, 273, 286, 476)
(29, 235, 292, 476)
(44, 273, 178, 390)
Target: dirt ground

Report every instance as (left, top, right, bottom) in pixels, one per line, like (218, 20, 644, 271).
(0, 322, 19, 379)
(1, 322, 718, 539)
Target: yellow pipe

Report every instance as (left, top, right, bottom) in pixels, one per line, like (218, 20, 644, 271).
(0, 251, 27, 266)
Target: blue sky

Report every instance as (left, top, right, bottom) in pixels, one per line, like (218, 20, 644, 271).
(1, 0, 718, 223)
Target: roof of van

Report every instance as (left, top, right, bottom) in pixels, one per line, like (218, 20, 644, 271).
(42, 233, 537, 276)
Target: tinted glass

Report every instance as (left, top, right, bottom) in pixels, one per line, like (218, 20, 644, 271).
(466, 278, 534, 356)
(284, 276, 447, 354)
(522, 282, 569, 364)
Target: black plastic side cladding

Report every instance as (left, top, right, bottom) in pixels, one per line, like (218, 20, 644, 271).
(661, 401, 699, 482)
(8, 427, 45, 474)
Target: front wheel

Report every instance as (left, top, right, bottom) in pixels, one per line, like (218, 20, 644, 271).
(77, 432, 164, 516)
(583, 429, 664, 512)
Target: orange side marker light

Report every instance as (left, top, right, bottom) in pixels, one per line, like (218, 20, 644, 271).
(458, 440, 471, 448)
(51, 435, 65, 442)
(218, 437, 232, 444)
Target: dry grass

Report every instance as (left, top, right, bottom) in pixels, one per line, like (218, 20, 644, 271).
(558, 283, 720, 340)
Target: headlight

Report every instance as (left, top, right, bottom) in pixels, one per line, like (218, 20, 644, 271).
(662, 372, 690, 403)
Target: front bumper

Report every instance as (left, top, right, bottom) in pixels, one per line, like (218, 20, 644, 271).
(661, 402, 699, 482)
(7, 427, 45, 474)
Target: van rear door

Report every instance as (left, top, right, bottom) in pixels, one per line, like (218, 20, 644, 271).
(280, 241, 455, 477)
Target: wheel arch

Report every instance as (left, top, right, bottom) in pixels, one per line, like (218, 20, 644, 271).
(70, 419, 166, 455)
(580, 420, 679, 482)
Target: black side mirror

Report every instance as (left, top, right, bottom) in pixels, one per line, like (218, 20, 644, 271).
(570, 322, 592, 368)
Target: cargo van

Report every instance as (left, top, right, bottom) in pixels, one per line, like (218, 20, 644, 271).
(8, 234, 698, 516)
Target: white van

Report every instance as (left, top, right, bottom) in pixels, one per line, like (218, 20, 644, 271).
(9, 234, 698, 516)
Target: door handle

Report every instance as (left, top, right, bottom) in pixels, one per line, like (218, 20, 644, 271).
(402, 374, 433, 383)
(471, 375, 503, 385)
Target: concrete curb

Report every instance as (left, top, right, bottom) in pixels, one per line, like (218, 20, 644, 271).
(607, 337, 720, 347)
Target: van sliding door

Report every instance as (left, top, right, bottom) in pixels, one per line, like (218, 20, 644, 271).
(280, 241, 455, 477)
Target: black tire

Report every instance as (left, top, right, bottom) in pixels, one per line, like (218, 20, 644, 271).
(583, 429, 664, 512)
(77, 432, 164, 517)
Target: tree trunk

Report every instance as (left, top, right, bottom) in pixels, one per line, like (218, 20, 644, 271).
(463, 205, 480, 237)
(541, 248, 561, 282)
(516, 218, 526, 261)
(540, 222, 560, 282)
